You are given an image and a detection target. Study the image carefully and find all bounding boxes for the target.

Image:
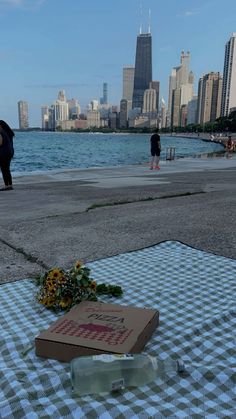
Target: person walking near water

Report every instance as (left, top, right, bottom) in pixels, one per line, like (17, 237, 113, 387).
(150, 128, 161, 170)
(0, 120, 15, 191)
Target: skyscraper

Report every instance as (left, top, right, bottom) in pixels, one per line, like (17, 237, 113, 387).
(67, 98, 81, 120)
(119, 99, 128, 129)
(100, 83, 108, 105)
(53, 90, 69, 128)
(122, 66, 135, 122)
(149, 81, 160, 113)
(132, 33, 152, 110)
(187, 96, 198, 125)
(18, 101, 29, 129)
(41, 105, 49, 130)
(179, 51, 191, 85)
(167, 68, 177, 127)
(168, 51, 194, 127)
(197, 72, 222, 124)
(58, 90, 66, 101)
(221, 32, 236, 116)
(123, 66, 135, 102)
(160, 98, 167, 128)
(142, 88, 156, 114)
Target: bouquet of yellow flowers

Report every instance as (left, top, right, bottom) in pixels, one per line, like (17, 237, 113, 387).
(36, 260, 123, 311)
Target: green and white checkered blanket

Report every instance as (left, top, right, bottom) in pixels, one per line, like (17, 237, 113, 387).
(1, 241, 235, 418)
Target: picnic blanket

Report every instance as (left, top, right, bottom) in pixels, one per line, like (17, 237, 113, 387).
(0, 241, 235, 418)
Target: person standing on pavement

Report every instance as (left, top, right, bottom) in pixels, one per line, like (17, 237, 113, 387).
(0, 120, 15, 191)
(150, 128, 161, 170)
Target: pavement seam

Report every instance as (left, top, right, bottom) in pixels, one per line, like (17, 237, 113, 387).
(0, 237, 49, 269)
(86, 190, 206, 211)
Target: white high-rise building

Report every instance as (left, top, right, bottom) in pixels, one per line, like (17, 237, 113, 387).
(168, 51, 194, 127)
(160, 98, 167, 128)
(221, 32, 236, 116)
(167, 68, 177, 127)
(142, 88, 157, 113)
(179, 51, 191, 85)
(67, 98, 81, 119)
(55, 90, 69, 125)
(58, 90, 66, 101)
(18, 100, 29, 129)
(87, 110, 100, 128)
(90, 100, 99, 111)
(41, 105, 49, 130)
(180, 83, 194, 107)
(55, 101, 69, 123)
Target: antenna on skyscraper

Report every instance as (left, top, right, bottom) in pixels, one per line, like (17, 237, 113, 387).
(148, 8, 151, 33)
(139, 1, 143, 34)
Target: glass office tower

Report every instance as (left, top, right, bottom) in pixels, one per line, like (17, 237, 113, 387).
(132, 33, 152, 110)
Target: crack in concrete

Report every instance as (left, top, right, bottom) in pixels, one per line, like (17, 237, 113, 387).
(0, 191, 205, 270)
(0, 237, 49, 269)
(86, 191, 206, 211)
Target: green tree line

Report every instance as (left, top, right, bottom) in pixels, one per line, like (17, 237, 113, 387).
(162, 110, 236, 134)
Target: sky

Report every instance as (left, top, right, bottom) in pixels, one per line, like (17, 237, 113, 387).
(0, 0, 236, 128)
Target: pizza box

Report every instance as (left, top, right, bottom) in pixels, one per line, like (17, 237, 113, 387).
(35, 301, 159, 362)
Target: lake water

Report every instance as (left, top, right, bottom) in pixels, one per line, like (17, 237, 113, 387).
(11, 132, 224, 174)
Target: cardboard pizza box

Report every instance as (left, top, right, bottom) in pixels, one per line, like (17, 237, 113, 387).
(35, 301, 159, 362)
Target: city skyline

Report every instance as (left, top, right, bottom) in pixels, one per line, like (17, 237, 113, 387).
(0, 0, 235, 127)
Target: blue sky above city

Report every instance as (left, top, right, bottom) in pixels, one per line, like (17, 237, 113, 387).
(0, 0, 235, 127)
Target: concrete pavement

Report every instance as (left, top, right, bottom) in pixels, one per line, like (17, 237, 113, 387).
(1, 153, 236, 283)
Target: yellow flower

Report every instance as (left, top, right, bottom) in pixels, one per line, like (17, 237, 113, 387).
(58, 275, 66, 284)
(90, 280, 97, 290)
(75, 260, 83, 270)
(59, 297, 72, 309)
(47, 268, 64, 281)
(39, 294, 55, 307)
(45, 280, 57, 293)
(46, 297, 56, 307)
(45, 275, 55, 282)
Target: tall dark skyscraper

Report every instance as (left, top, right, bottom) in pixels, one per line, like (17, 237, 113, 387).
(100, 82, 108, 105)
(132, 33, 152, 110)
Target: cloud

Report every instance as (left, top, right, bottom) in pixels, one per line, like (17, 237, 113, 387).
(25, 83, 92, 89)
(177, 9, 200, 17)
(0, 0, 22, 4)
(185, 10, 199, 16)
(0, 0, 45, 10)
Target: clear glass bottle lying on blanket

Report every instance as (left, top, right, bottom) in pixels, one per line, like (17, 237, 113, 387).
(70, 353, 185, 396)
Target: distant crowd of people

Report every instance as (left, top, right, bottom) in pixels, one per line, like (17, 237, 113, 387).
(211, 133, 235, 152)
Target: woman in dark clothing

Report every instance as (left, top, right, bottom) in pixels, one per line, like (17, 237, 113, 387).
(0, 120, 15, 191)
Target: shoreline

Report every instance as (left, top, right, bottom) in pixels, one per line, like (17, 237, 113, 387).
(12, 131, 227, 176)
(173, 132, 236, 149)
(10, 148, 235, 182)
